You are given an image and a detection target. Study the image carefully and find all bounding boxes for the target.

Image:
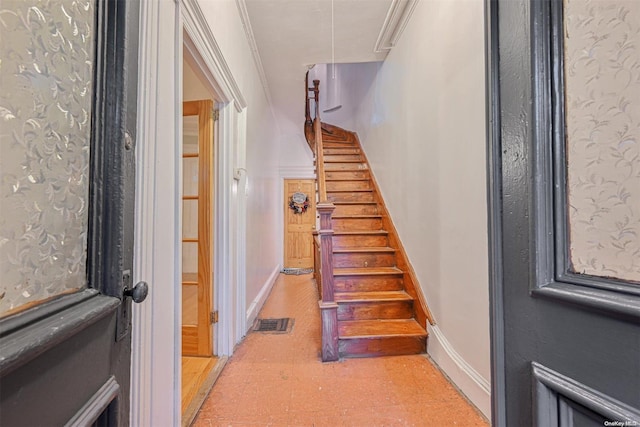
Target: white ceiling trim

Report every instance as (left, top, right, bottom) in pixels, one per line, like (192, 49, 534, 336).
(373, 0, 419, 53)
(182, 0, 247, 112)
(235, 0, 275, 114)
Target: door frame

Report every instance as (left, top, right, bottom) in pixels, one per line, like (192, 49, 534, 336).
(181, 99, 214, 357)
(486, 0, 640, 425)
(485, 0, 506, 425)
(0, 0, 140, 424)
(283, 178, 318, 269)
(131, 0, 249, 424)
(278, 169, 316, 268)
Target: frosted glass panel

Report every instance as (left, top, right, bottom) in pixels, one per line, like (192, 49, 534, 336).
(564, 0, 640, 282)
(0, 0, 96, 315)
(183, 200, 198, 240)
(183, 157, 199, 197)
(182, 242, 198, 275)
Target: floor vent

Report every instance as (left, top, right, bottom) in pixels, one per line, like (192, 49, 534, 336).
(253, 318, 294, 333)
(281, 268, 313, 275)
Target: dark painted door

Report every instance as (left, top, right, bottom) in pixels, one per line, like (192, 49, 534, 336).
(488, 0, 640, 425)
(0, 1, 142, 425)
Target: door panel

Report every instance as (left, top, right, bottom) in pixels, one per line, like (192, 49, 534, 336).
(0, 0, 140, 425)
(0, 0, 95, 317)
(181, 100, 214, 357)
(489, 0, 640, 425)
(284, 179, 316, 268)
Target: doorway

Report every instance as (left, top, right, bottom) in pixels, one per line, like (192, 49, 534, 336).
(488, 0, 640, 424)
(284, 179, 317, 268)
(180, 55, 219, 423)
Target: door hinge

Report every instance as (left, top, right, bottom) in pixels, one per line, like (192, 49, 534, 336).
(210, 310, 219, 324)
(213, 109, 219, 122)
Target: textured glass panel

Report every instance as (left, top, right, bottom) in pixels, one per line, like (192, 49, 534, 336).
(182, 242, 198, 275)
(0, 0, 96, 315)
(182, 200, 198, 240)
(183, 157, 199, 197)
(564, 0, 640, 282)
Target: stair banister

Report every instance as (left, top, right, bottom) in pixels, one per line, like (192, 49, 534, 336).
(305, 71, 312, 125)
(305, 77, 339, 362)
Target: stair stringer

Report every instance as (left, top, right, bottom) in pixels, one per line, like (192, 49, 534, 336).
(337, 126, 435, 328)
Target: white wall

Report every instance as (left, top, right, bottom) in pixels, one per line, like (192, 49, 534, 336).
(132, 1, 282, 424)
(195, 0, 282, 328)
(320, 0, 491, 418)
(183, 56, 217, 101)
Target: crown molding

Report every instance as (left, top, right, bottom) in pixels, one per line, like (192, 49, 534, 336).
(235, 0, 277, 122)
(374, 0, 419, 53)
(182, 0, 247, 111)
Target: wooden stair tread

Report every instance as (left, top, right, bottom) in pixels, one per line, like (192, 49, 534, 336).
(327, 189, 373, 193)
(323, 150, 361, 153)
(339, 319, 427, 339)
(332, 214, 381, 219)
(325, 177, 370, 181)
(324, 159, 364, 163)
(334, 267, 403, 276)
(333, 230, 388, 235)
(335, 291, 412, 302)
(334, 247, 395, 254)
(332, 201, 377, 205)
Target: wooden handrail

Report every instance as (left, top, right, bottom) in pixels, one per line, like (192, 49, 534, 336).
(315, 118, 327, 203)
(303, 76, 338, 361)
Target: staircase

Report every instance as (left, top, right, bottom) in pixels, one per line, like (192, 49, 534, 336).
(317, 124, 429, 358)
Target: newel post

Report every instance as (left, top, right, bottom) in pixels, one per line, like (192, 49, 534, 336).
(305, 72, 312, 125)
(317, 202, 338, 362)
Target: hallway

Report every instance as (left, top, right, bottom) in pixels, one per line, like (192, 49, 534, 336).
(193, 274, 488, 426)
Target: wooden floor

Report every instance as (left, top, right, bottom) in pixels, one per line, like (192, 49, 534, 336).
(182, 355, 227, 427)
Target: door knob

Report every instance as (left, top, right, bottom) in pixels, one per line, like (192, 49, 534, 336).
(123, 281, 149, 303)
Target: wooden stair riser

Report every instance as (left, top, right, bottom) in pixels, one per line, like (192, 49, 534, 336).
(332, 204, 379, 216)
(333, 252, 396, 268)
(325, 170, 369, 180)
(337, 300, 414, 321)
(332, 233, 389, 248)
(332, 217, 382, 231)
(323, 148, 361, 155)
(333, 275, 404, 292)
(324, 154, 362, 162)
(338, 336, 427, 358)
(311, 122, 431, 360)
(322, 133, 351, 141)
(326, 181, 372, 191)
(323, 141, 355, 147)
(328, 192, 375, 202)
(323, 163, 367, 171)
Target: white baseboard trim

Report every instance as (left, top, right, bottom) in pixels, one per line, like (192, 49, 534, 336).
(427, 324, 491, 419)
(246, 264, 281, 328)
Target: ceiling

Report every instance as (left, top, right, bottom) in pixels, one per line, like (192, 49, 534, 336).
(240, 0, 416, 135)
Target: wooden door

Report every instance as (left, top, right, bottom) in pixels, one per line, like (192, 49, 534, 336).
(0, 1, 141, 424)
(182, 100, 214, 357)
(284, 179, 316, 268)
(489, 0, 640, 425)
